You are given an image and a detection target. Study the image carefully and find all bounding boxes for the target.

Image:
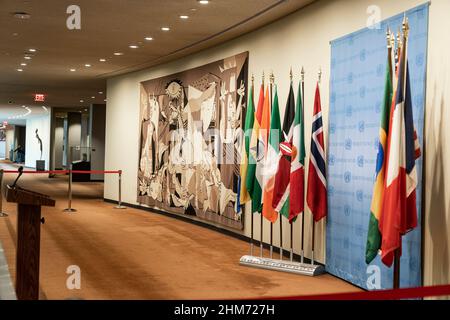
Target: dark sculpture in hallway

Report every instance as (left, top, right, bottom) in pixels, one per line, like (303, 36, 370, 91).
(35, 129, 43, 160)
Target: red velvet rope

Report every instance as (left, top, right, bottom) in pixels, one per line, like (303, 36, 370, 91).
(262, 284, 450, 300)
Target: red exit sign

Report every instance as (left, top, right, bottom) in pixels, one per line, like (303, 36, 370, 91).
(34, 94, 45, 102)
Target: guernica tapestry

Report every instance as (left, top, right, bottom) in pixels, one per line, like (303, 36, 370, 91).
(137, 52, 249, 230)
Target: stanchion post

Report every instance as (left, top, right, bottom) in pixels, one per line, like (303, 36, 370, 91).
(64, 146, 77, 213)
(0, 169, 8, 217)
(114, 170, 126, 209)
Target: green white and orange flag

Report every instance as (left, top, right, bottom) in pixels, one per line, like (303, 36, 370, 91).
(365, 44, 393, 264)
(253, 86, 271, 214)
(246, 84, 265, 214)
(262, 86, 281, 223)
(239, 81, 255, 204)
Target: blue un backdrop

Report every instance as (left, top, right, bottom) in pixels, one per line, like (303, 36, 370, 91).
(326, 3, 429, 289)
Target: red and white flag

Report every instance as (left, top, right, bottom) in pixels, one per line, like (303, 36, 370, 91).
(307, 84, 327, 222)
(379, 42, 421, 267)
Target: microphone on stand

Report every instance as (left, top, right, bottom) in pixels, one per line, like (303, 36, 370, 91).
(11, 166, 24, 188)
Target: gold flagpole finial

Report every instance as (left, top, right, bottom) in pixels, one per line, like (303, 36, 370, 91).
(251, 73, 254, 85)
(390, 32, 395, 50)
(262, 71, 265, 86)
(402, 16, 410, 39)
(289, 67, 293, 83)
(301, 66, 305, 82)
(386, 27, 392, 48)
(270, 71, 275, 85)
(397, 30, 403, 49)
(318, 68, 322, 84)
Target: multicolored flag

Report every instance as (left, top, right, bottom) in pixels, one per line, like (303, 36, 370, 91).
(366, 45, 394, 264)
(246, 85, 269, 214)
(239, 81, 255, 205)
(272, 82, 296, 220)
(246, 84, 265, 213)
(255, 86, 271, 214)
(262, 86, 281, 223)
(379, 38, 421, 267)
(289, 80, 306, 222)
(306, 84, 327, 222)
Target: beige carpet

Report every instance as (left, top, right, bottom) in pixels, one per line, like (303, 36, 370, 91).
(0, 161, 359, 300)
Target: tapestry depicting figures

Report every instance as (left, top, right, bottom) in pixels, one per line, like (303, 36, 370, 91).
(137, 52, 248, 230)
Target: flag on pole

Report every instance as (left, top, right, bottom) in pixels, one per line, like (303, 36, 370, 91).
(366, 45, 394, 264)
(245, 84, 264, 213)
(289, 80, 306, 222)
(239, 80, 255, 205)
(262, 86, 281, 223)
(255, 86, 271, 213)
(379, 38, 421, 267)
(272, 82, 296, 220)
(307, 83, 327, 222)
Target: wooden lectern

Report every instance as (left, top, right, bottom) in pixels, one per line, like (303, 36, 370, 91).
(5, 184, 55, 300)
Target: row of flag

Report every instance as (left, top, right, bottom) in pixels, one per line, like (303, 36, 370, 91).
(365, 21, 421, 267)
(238, 73, 327, 227)
(237, 18, 420, 273)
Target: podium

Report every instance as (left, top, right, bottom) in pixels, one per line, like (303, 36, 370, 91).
(5, 185, 55, 300)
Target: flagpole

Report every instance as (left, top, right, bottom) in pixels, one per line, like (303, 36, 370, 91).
(269, 72, 275, 259)
(311, 68, 322, 266)
(393, 14, 409, 290)
(260, 71, 265, 258)
(300, 66, 305, 264)
(289, 68, 294, 262)
(250, 74, 255, 257)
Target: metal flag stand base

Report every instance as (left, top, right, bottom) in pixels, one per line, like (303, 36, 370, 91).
(239, 255, 325, 277)
(63, 208, 77, 213)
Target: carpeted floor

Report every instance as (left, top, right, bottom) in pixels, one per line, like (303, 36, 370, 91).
(0, 161, 360, 300)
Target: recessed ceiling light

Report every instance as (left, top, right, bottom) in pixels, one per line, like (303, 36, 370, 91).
(198, 0, 209, 4)
(180, 15, 189, 19)
(85, 64, 91, 67)
(80, 99, 84, 103)
(114, 52, 124, 56)
(161, 27, 170, 31)
(104, 99, 107, 102)
(28, 48, 36, 52)
(99, 91, 103, 95)
(91, 96, 95, 99)
(24, 56, 31, 60)
(20, 63, 27, 66)
(17, 68, 23, 72)
(13, 12, 31, 19)
(145, 37, 153, 41)
(129, 45, 139, 49)
(99, 58, 106, 62)
(70, 68, 76, 72)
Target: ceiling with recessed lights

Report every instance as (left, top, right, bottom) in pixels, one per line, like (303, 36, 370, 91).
(0, 0, 315, 121)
